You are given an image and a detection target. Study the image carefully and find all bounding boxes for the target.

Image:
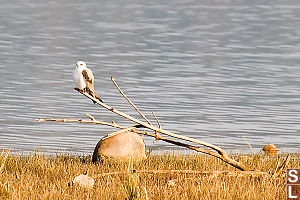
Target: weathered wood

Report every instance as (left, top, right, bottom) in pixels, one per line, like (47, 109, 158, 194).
(76, 89, 252, 171)
(36, 79, 255, 171)
(36, 116, 252, 170)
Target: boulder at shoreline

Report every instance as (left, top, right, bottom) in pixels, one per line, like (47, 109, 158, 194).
(92, 130, 146, 163)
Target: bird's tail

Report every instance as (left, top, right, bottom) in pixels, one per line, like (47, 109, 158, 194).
(86, 88, 103, 103)
(94, 93, 103, 103)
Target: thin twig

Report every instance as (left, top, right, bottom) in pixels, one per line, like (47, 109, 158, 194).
(85, 114, 95, 121)
(111, 76, 153, 126)
(35, 118, 124, 128)
(152, 110, 162, 142)
(152, 111, 161, 129)
(93, 170, 268, 179)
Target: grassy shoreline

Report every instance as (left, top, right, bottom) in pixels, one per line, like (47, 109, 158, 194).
(1, 151, 299, 199)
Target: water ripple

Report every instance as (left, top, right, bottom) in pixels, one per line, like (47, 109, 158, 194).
(0, 0, 299, 154)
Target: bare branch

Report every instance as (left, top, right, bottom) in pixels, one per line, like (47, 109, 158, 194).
(36, 81, 256, 172)
(34, 117, 213, 156)
(35, 116, 252, 171)
(77, 90, 216, 148)
(72, 89, 253, 171)
(35, 118, 125, 129)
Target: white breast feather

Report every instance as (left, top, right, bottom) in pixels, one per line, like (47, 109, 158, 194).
(74, 68, 86, 90)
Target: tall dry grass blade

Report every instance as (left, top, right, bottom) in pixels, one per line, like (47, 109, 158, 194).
(242, 136, 254, 155)
(272, 154, 291, 178)
(0, 149, 10, 173)
(144, 187, 149, 200)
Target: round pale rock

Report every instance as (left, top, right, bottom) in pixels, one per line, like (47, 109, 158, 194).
(92, 131, 146, 163)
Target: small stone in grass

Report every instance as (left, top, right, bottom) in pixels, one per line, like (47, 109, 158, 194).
(73, 174, 95, 189)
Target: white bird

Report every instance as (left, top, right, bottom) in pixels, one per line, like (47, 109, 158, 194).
(74, 61, 103, 103)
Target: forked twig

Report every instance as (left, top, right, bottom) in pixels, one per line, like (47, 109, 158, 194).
(111, 76, 152, 126)
(152, 110, 162, 142)
(111, 77, 163, 140)
(152, 111, 161, 129)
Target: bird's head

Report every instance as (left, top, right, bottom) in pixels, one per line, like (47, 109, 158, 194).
(76, 61, 87, 69)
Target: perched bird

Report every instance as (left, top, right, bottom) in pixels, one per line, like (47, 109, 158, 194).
(74, 61, 103, 103)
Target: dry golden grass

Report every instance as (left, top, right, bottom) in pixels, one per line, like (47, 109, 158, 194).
(0, 150, 299, 200)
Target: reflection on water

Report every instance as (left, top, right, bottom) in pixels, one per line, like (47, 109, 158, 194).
(0, 0, 299, 154)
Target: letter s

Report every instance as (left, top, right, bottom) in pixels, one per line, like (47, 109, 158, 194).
(288, 170, 298, 183)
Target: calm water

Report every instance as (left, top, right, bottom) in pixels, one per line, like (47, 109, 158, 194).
(0, 0, 299, 155)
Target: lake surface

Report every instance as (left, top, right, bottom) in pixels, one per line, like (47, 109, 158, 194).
(0, 0, 299, 155)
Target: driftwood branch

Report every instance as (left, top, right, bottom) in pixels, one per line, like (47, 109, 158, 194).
(36, 78, 256, 171)
(34, 116, 219, 157)
(73, 86, 252, 171)
(36, 115, 251, 171)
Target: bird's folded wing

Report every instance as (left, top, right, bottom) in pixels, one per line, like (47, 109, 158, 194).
(82, 68, 94, 90)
